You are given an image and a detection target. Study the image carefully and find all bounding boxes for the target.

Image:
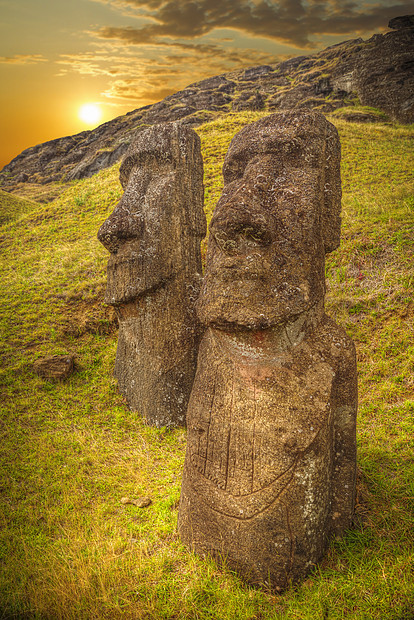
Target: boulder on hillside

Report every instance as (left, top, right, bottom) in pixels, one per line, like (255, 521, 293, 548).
(354, 26, 414, 124)
(33, 355, 75, 380)
(388, 15, 414, 29)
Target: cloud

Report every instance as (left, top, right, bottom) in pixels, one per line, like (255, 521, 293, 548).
(60, 0, 413, 107)
(56, 52, 129, 76)
(102, 79, 176, 101)
(0, 54, 47, 65)
(56, 50, 181, 78)
(57, 39, 276, 103)
(90, 0, 414, 48)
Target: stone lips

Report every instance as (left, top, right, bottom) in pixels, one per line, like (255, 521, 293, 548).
(0, 16, 412, 192)
(97, 123, 206, 427)
(178, 111, 358, 590)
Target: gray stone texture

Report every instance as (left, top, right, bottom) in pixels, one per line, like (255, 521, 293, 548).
(354, 23, 414, 124)
(98, 123, 206, 427)
(178, 111, 357, 590)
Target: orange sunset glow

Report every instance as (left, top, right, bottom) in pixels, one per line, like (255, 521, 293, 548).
(0, 0, 410, 170)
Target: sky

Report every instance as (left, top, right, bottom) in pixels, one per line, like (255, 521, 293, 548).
(1, 0, 413, 170)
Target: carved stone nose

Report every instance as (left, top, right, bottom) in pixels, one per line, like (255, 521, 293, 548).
(210, 199, 273, 254)
(97, 206, 144, 254)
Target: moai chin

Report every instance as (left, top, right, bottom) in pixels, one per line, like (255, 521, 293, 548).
(98, 123, 206, 427)
(178, 110, 358, 590)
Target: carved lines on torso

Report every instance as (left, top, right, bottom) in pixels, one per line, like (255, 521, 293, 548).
(188, 331, 335, 515)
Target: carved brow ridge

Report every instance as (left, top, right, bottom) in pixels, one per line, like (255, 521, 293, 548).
(120, 149, 176, 185)
(228, 136, 305, 160)
(124, 150, 176, 168)
(223, 145, 303, 178)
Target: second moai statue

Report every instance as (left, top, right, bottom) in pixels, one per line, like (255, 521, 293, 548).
(98, 123, 206, 427)
(178, 110, 358, 590)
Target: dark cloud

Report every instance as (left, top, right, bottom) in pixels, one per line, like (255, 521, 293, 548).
(91, 0, 414, 48)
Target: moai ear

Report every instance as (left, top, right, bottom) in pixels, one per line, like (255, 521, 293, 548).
(322, 122, 342, 254)
(175, 126, 207, 239)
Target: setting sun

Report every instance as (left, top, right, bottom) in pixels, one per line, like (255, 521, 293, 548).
(78, 103, 102, 126)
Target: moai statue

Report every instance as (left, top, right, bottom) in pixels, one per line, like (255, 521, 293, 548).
(178, 110, 357, 590)
(98, 123, 206, 427)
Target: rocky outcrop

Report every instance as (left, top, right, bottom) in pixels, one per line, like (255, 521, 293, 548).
(354, 23, 414, 124)
(0, 17, 412, 192)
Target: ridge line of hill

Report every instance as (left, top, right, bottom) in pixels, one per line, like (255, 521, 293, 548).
(0, 15, 413, 194)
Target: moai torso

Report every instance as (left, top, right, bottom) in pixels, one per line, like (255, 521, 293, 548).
(98, 123, 206, 427)
(178, 110, 357, 590)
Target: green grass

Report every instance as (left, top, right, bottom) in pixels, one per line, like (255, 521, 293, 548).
(331, 105, 390, 122)
(0, 188, 38, 225)
(0, 112, 413, 619)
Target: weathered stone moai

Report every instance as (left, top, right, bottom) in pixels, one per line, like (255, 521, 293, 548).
(98, 123, 206, 427)
(178, 110, 357, 590)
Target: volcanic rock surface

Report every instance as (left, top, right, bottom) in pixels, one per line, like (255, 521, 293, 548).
(0, 16, 412, 193)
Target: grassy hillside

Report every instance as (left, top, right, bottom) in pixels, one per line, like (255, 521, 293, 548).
(0, 189, 38, 226)
(0, 111, 413, 619)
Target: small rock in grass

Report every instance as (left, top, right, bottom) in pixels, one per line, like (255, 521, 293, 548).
(120, 496, 152, 508)
(33, 355, 74, 380)
(134, 497, 152, 508)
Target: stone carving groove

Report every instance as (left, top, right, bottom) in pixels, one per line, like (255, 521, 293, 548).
(178, 110, 357, 590)
(98, 123, 206, 427)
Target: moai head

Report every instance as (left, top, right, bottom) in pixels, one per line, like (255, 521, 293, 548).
(197, 110, 341, 329)
(98, 123, 206, 306)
